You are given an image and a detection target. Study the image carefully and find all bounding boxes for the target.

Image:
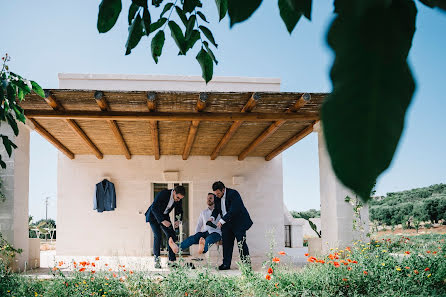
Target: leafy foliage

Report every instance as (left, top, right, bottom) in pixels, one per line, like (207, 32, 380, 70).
(0, 54, 44, 169)
(291, 208, 320, 219)
(95, 0, 446, 203)
(370, 183, 446, 226)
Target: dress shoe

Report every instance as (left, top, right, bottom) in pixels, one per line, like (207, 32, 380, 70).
(154, 257, 161, 269)
(218, 264, 230, 270)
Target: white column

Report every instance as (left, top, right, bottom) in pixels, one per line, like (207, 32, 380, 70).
(0, 122, 30, 271)
(314, 122, 368, 253)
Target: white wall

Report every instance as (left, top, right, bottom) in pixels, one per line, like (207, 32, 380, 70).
(58, 74, 281, 92)
(56, 155, 284, 257)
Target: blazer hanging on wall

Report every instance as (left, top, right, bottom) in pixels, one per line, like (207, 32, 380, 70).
(94, 179, 116, 212)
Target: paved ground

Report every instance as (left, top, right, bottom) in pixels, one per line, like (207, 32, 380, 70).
(23, 247, 308, 278)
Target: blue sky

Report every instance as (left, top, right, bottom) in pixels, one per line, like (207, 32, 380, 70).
(1, 1, 445, 220)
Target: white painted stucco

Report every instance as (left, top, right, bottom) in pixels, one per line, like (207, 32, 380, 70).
(56, 155, 284, 257)
(58, 73, 281, 92)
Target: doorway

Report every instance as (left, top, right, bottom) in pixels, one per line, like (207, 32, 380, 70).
(152, 182, 190, 255)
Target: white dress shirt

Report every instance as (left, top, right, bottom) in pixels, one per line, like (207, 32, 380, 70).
(219, 190, 227, 225)
(196, 207, 222, 235)
(163, 190, 174, 214)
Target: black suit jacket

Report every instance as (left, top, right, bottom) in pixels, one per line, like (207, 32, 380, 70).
(211, 188, 253, 232)
(94, 179, 116, 213)
(145, 189, 183, 224)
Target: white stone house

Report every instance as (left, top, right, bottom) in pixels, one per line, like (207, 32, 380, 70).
(0, 74, 368, 270)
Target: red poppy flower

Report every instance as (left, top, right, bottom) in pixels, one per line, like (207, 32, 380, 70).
(424, 268, 430, 271)
(347, 267, 352, 271)
(52, 267, 58, 271)
(304, 253, 309, 257)
(79, 268, 86, 272)
(272, 257, 280, 263)
(278, 251, 286, 255)
(275, 283, 278, 288)
(268, 267, 273, 274)
(129, 270, 134, 274)
(265, 274, 271, 280)
(333, 262, 340, 267)
(352, 261, 358, 264)
(58, 261, 64, 266)
(91, 270, 96, 274)
(92, 263, 96, 267)
(405, 251, 410, 255)
(95, 257, 100, 261)
(113, 273, 117, 278)
(342, 278, 348, 281)
(414, 270, 419, 274)
(363, 271, 368, 275)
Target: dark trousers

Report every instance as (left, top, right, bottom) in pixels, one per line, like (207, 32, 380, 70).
(149, 220, 177, 261)
(180, 231, 222, 253)
(221, 224, 249, 267)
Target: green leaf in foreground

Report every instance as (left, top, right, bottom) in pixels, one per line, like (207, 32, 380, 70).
(169, 21, 187, 54)
(215, 0, 228, 21)
(228, 0, 263, 27)
(199, 26, 218, 48)
(322, 0, 417, 201)
(97, 0, 122, 33)
(279, 0, 303, 34)
(151, 30, 165, 63)
(143, 7, 151, 36)
(125, 14, 144, 55)
(203, 41, 218, 65)
(128, 3, 139, 25)
(196, 48, 213, 83)
(30, 80, 45, 98)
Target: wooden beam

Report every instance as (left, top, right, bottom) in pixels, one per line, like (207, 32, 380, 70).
(182, 93, 208, 160)
(265, 123, 315, 161)
(25, 110, 319, 122)
(29, 118, 75, 159)
(238, 93, 311, 160)
(210, 93, 260, 160)
(43, 91, 103, 159)
(147, 92, 160, 159)
(95, 91, 131, 159)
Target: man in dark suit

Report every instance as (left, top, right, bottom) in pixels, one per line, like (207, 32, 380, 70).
(209, 181, 253, 270)
(145, 185, 185, 268)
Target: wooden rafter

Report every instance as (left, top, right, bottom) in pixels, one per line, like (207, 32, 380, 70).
(147, 92, 160, 160)
(210, 93, 260, 160)
(182, 93, 208, 160)
(265, 122, 316, 161)
(43, 91, 103, 159)
(238, 93, 311, 161)
(25, 110, 318, 122)
(29, 118, 75, 159)
(94, 91, 131, 159)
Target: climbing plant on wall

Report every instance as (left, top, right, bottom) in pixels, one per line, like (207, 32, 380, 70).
(0, 53, 45, 169)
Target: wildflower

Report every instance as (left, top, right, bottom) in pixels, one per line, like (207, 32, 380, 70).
(425, 267, 430, 271)
(278, 251, 286, 255)
(185, 293, 188, 296)
(333, 262, 340, 267)
(342, 278, 348, 281)
(272, 257, 280, 263)
(352, 260, 358, 264)
(405, 266, 410, 270)
(109, 268, 112, 271)
(427, 274, 432, 278)
(275, 283, 279, 288)
(52, 267, 58, 271)
(414, 270, 419, 274)
(92, 262, 96, 267)
(405, 251, 410, 255)
(79, 268, 86, 272)
(433, 251, 437, 254)
(105, 277, 109, 280)
(129, 270, 134, 274)
(91, 270, 96, 274)
(105, 264, 109, 266)
(304, 253, 309, 257)
(95, 257, 100, 261)
(307, 257, 316, 263)
(265, 274, 271, 280)
(347, 267, 352, 271)
(317, 259, 325, 264)
(427, 251, 431, 254)
(363, 270, 368, 275)
(381, 263, 385, 266)
(268, 267, 273, 274)
(382, 250, 387, 253)
(119, 277, 124, 282)
(395, 267, 402, 271)
(113, 273, 117, 278)
(58, 261, 64, 266)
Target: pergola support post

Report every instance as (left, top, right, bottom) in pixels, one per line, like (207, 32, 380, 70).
(314, 122, 369, 254)
(0, 122, 30, 271)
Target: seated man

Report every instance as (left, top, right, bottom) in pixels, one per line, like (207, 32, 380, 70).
(180, 193, 222, 255)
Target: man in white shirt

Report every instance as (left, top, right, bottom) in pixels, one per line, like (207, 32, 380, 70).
(179, 193, 222, 254)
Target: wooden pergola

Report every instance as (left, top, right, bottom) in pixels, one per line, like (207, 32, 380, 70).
(22, 90, 326, 161)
